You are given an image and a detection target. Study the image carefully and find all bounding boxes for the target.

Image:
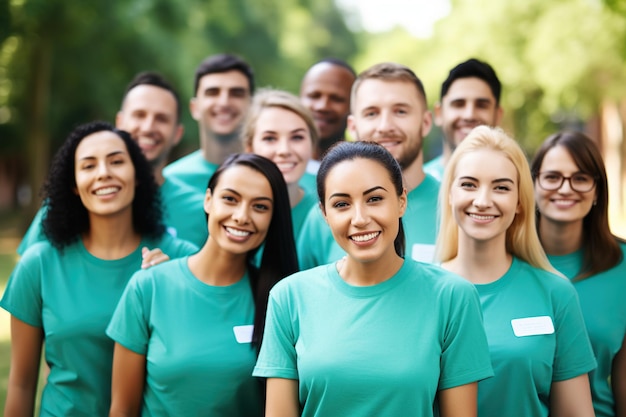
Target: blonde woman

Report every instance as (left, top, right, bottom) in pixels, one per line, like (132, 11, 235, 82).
(436, 126, 596, 417)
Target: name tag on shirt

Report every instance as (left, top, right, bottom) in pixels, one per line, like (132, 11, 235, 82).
(411, 244, 436, 263)
(233, 325, 254, 343)
(511, 316, 555, 337)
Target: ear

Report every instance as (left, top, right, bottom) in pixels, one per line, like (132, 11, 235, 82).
(204, 188, 213, 215)
(433, 102, 443, 127)
(173, 124, 184, 146)
(421, 110, 433, 137)
(398, 188, 408, 217)
(347, 114, 357, 140)
(189, 98, 200, 121)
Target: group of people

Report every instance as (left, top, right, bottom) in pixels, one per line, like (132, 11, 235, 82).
(1, 52, 624, 417)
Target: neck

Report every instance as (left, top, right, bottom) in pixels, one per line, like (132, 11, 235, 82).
(444, 232, 511, 284)
(287, 182, 304, 208)
(339, 248, 404, 286)
(152, 162, 166, 186)
(401, 152, 426, 192)
(200, 128, 242, 165)
(538, 217, 583, 255)
(441, 143, 453, 167)
(187, 236, 247, 285)
(82, 211, 141, 260)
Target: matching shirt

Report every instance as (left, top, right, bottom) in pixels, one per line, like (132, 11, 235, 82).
(548, 243, 626, 417)
(254, 260, 494, 417)
(0, 235, 197, 416)
(163, 149, 219, 196)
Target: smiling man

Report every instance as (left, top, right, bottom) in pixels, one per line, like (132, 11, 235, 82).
(297, 62, 440, 268)
(164, 54, 254, 195)
(424, 58, 503, 181)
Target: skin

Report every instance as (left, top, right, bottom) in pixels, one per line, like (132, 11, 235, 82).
(443, 148, 595, 417)
(190, 70, 251, 164)
(434, 78, 502, 166)
(110, 165, 273, 416)
(246, 107, 313, 208)
(116, 84, 184, 185)
(348, 79, 432, 192)
(300, 63, 355, 158)
(534, 145, 597, 255)
(265, 158, 478, 417)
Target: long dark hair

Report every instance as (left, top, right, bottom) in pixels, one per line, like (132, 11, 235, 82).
(207, 153, 298, 349)
(531, 131, 623, 279)
(42, 120, 164, 248)
(317, 141, 406, 257)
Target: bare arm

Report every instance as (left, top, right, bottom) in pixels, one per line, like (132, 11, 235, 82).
(438, 382, 477, 417)
(612, 334, 626, 417)
(265, 378, 299, 417)
(4, 316, 44, 417)
(550, 374, 595, 417)
(109, 343, 146, 417)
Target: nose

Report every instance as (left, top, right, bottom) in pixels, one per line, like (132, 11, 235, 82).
(351, 202, 370, 227)
(312, 96, 330, 111)
(217, 90, 230, 106)
(557, 177, 574, 193)
(232, 204, 250, 225)
(276, 138, 291, 156)
(473, 187, 492, 209)
(462, 104, 478, 120)
(96, 160, 111, 179)
(140, 115, 156, 131)
(376, 111, 395, 133)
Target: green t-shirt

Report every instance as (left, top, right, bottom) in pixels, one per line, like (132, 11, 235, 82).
(107, 257, 263, 417)
(473, 257, 597, 417)
(160, 177, 208, 247)
(423, 155, 444, 182)
(254, 259, 493, 417)
(548, 242, 626, 417)
(0, 235, 197, 416)
(163, 149, 219, 195)
(297, 174, 440, 269)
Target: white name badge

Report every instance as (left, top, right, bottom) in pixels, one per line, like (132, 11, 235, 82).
(233, 325, 254, 343)
(511, 316, 555, 337)
(411, 244, 436, 263)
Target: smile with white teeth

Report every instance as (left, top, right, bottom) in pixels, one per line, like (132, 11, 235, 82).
(94, 187, 120, 196)
(468, 213, 496, 221)
(226, 226, 251, 237)
(552, 199, 577, 207)
(351, 231, 380, 242)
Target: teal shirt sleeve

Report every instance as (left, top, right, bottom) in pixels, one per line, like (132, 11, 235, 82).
(17, 205, 47, 255)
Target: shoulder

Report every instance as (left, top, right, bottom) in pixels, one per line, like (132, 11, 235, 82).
(270, 265, 331, 296)
(163, 150, 203, 172)
(401, 260, 478, 301)
(146, 233, 199, 257)
(514, 258, 576, 296)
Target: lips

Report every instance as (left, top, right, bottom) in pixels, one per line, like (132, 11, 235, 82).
(350, 231, 380, 242)
(93, 186, 120, 196)
(225, 226, 252, 238)
(551, 199, 578, 208)
(467, 213, 497, 221)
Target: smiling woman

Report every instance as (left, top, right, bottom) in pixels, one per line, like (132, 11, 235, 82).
(106, 153, 298, 416)
(0, 121, 197, 416)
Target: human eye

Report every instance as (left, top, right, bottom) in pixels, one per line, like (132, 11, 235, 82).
(459, 181, 476, 189)
(572, 173, 593, 184)
(261, 135, 277, 142)
(367, 195, 383, 203)
(494, 184, 512, 192)
(331, 200, 349, 209)
(80, 162, 95, 170)
(395, 107, 408, 115)
(253, 202, 271, 212)
(541, 172, 562, 183)
(221, 194, 237, 203)
(363, 109, 378, 118)
(291, 134, 306, 142)
(231, 88, 248, 98)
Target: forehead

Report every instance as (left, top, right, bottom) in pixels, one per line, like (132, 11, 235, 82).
(75, 131, 128, 158)
(197, 70, 250, 93)
(353, 79, 424, 110)
(122, 85, 177, 114)
(540, 145, 578, 171)
(215, 164, 272, 195)
(325, 157, 393, 190)
(301, 64, 354, 94)
(443, 77, 496, 102)
(455, 149, 517, 177)
(256, 107, 307, 128)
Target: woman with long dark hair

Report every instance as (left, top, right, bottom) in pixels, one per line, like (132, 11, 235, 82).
(107, 153, 298, 416)
(1, 121, 196, 416)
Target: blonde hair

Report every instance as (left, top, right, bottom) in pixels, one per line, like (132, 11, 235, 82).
(435, 126, 556, 273)
(241, 88, 319, 150)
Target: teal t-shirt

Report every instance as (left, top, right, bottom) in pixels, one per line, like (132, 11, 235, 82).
(291, 188, 317, 242)
(160, 176, 208, 247)
(16, 204, 46, 255)
(473, 257, 597, 417)
(297, 174, 440, 269)
(299, 171, 317, 197)
(254, 259, 493, 417)
(163, 149, 219, 195)
(0, 235, 197, 416)
(548, 242, 626, 417)
(107, 257, 262, 417)
(423, 155, 444, 182)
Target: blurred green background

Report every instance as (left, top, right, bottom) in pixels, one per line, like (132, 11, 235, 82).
(1, 0, 626, 407)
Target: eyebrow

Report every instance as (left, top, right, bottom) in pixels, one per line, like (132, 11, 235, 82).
(78, 150, 126, 161)
(222, 188, 273, 202)
(329, 186, 387, 199)
(261, 128, 307, 135)
(458, 176, 514, 184)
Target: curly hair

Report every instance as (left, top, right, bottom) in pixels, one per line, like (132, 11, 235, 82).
(42, 120, 165, 248)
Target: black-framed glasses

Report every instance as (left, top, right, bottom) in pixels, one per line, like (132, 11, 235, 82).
(536, 171, 597, 193)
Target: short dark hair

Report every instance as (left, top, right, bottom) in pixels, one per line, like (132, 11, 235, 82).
(207, 153, 298, 349)
(123, 71, 182, 122)
(313, 57, 357, 77)
(531, 131, 623, 279)
(440, 58, 501, 104)
(193, 53, 255, 96)
(317, 141, 406, 258)
(351, 62, 427, 111)
(42, 121, 165, 248)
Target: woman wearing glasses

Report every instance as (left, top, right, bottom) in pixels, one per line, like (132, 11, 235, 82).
(532, 131, 626, 417)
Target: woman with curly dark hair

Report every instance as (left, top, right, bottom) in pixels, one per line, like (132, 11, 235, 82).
(0, 121, 197, 416)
